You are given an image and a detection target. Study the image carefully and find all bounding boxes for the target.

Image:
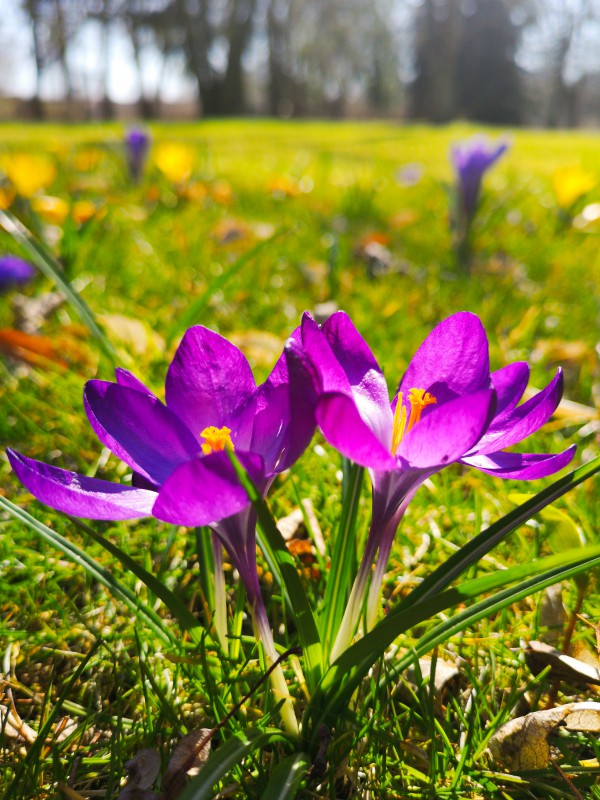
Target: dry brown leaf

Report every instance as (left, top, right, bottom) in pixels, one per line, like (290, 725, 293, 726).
(118, 748, 161, 799)
(488, 702, 600, 770)
(277, 508, 304, 541)
(488, 705, 571, 770)
(526, 640, 600, 685)
(539, 584, 567, 644)
(0, 702, 37, 743)
(404, 657, 461, 701)
(12, 291, 64, 334)
(161, 729, 211, 799)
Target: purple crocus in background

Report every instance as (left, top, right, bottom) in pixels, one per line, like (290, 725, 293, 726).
(124, 127, 151, 182)
(0, 255, 35, 291)
(293, 310, 575, 660)
(451, 136, 508, 225)
(8, 324, 314, 735)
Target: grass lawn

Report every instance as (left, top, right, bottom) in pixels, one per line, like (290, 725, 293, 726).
(0, 120, 599, 799)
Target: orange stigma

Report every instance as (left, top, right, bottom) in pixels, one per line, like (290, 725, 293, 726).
(201, 425, 235, 455)
(391, 387, 437, 455)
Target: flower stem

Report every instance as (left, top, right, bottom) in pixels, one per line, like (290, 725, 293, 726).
(212, 533, 228, 650)
(251, 597, 299, 737)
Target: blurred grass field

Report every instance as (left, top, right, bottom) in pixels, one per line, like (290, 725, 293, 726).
(0, 120, 599, 798)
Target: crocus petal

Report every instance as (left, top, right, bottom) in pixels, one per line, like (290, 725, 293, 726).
(461, 445, 576, 480)
(251, 339, 316, 474)
(300, 313, 353, 394)
(115, 367, 154, 395)
(259, 325, 301, 393)
(399, 388, 495, 469)
(399, 312, 491, 404)
(469, 370, 563, 456)
(152, 451, 265, 527)
(84, 381, 200, 485)
(490, 362, 529, 418)
(165, 326, 257, 449)
(316, 392, 397, 471)
(321, 311, 393, 446)
(7, 449, 156, 520)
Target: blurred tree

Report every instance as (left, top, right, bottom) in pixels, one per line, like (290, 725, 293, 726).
(523, 0, 600, 127)
(22, 0, 83, 119)
(410, 0, 523, 124)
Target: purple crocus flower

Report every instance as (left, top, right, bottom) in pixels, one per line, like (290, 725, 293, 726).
(292, 310, 575, 658)
(451, 136, 508, 224)
(0, 255, 35, 291)
(124, 127, 151, 182)
(8, 324, 314, 734)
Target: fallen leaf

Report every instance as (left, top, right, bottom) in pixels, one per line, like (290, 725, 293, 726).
(0, 702, 37, 743)
(539, 584, 567, 644)
(12, 292, 64, 334)
(526, 640, 600, 685)
(161, 729, 211, 799)
(118, 748, 161, 799)
(404, 657, 461, 701)
(488, 702, 600, 770)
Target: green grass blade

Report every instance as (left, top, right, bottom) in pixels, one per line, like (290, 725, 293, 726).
(319, 460, 364, 658)
(0, 496, 175, 646)
(262, 752, 309, 799)
(400, 455, 600, 611)
(0, 208, 117, 364)
(226, 451, 323, 692)
(69, 518, 209, 644)
(166, 227, 289, 345)
(306, 545, 600, 741)
(177, 727, 292, 800)
(3, 638, 102, 800)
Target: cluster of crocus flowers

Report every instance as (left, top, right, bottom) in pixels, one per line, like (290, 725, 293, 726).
(291, 311, 575, 658)
(7, 324, 313, 735)
(7, 311, 574, 728)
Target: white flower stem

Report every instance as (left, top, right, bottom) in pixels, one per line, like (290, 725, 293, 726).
(212, 534, 228, 650)
(251, 599, 299, 737)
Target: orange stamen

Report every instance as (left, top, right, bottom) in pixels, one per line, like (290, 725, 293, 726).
(201, 425, 234, 455)
(391, 387, 437, 455)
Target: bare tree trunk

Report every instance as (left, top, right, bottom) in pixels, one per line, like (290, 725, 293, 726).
(222, 0, 257, 114)
(25, 0, 45, 120)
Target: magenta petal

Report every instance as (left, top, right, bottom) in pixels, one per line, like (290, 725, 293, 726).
(469, 370, 563, 455)
(84, 381, 201, 485)
(260, 325, 301, 393)
(490, 362, 529, 417)
(7, 449, 156, 520)
(165, 326, 257, 449)
(461, 445, 576, 480)
(316, 392, 397, 470)
(300, 313, 353, 394)
(115, 367, 154, 395)
(251, 340, 316, 474)
(399, 389, 495, 468)
(399, 312, 490, 403)
(321, 311, 393, 445)
(152, 451, 265, 527)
